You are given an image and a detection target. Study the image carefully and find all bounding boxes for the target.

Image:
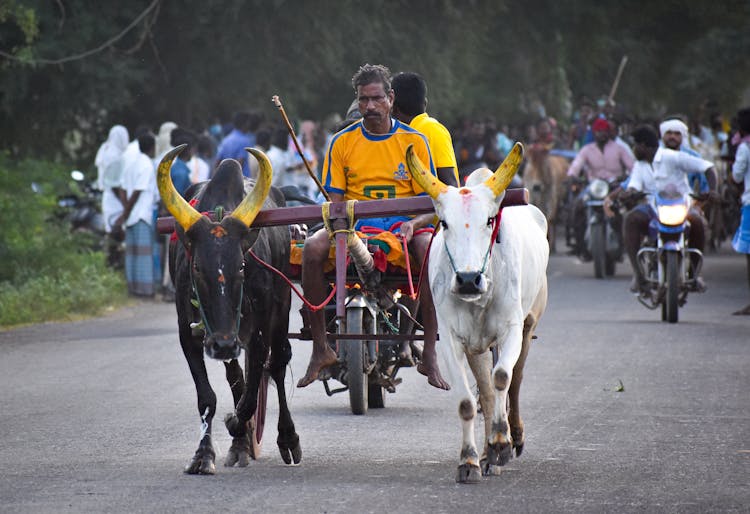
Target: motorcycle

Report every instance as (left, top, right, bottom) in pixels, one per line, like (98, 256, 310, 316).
(583, 178, 624, 278)
(57, 170, 106, 238)
(635, 187, 705, 323)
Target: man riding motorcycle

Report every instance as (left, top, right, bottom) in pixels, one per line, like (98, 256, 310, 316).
(616, 125, 717, 294)
(566, 117, 634, 257)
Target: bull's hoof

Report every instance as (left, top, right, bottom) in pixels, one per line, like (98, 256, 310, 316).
(486, 441, 513, 467)
(480, 458, 502, 476)
(224, 435, 252, 468)
(184, 446, 216, 475)
(456, 463, 482, 484)
(224, 412, 246, 438)
(514, 441, 525, 458)
(278, 433, 302, 465)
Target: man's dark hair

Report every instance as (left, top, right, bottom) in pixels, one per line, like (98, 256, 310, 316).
(255, 128, 271, 149)
(352, 63, 391, 93)
(631, 125, 659, 148)
(391, 72, 427, 117)
(232, 111, 253, 132)
(171, 127, 197, 148)
(272, 127, 289, 149)
(137, 132, 156, 154)
(197, 134, 214, 157)
(133, 124, 152, 139)
(737, 107, 750, 135)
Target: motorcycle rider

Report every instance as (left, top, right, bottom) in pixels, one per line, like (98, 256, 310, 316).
(566, 117, 635, 257)
(619, 125, 717, 294)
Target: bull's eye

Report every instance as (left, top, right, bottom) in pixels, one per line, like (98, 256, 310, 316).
(439, 220, 448, 230)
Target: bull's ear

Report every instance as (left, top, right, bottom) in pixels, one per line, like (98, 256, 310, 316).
(241, 228, 261, 253)
(174, 224, 192, 253)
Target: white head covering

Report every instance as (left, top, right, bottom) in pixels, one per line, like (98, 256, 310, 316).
(155, 121, 177, 160)
(659, 119, 689, 140)
(94, 125, 129, 190)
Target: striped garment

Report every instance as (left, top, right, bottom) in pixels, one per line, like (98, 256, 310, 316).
(733, 205, 750, 255)
(125, 220, 155, 296)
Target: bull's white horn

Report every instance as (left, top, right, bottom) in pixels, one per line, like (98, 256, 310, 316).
(483, 142, 524, 197)
(405, 144, 447, 199)
(230, 147, 273, 228)
(157, 144, 203, 232)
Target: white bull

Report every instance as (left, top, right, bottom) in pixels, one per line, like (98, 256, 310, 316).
(406, 142, 549, 483)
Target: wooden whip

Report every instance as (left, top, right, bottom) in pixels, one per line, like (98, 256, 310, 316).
(271, 95, 330, 202)
(607, 56, 628, 104)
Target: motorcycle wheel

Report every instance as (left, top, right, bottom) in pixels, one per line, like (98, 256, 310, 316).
(345, 307, 368, 415)
(590, 223, 606, 279)
(663, 252, 680, 323)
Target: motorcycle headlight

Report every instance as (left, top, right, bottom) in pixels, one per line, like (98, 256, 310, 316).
(657, 203, 689, 226)
(589, 179, 609, 200)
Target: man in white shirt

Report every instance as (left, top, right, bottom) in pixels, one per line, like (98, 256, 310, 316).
(116, 132, 158, 297)
(621, 125, 716, 293)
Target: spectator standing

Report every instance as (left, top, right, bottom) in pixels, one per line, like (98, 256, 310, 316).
(168, 128, 195, 197)
(188, 135, 211, 184)
(215, 111, 258, 177)
(268, 126, 291, 189)
(731, 107, 750, 315)
(94, 124, 129, 267)
(117, 132, 157, 297)
(154, 121, 177, 163)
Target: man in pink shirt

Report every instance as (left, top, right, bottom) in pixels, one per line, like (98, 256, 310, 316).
(566, 118, 635, 257)
(567, 118, 635, 181)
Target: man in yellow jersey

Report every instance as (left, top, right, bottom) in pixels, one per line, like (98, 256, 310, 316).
(390, 71, 458, 366)
(391, 71, 458, 188)
(298, 63, 450, 391)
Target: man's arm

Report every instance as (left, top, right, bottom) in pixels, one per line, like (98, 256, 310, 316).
(398, 213, 434, 243)
(620, 146, 635, 175)
(566, 147, 587, 178)
(732, 143, 749, 183)
(115, 190, 142, 227)
(437, 167, 457, 187)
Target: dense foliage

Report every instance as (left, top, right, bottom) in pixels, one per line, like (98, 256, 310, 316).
(0, 154, 126, 327)
(2, 0, 750, 168)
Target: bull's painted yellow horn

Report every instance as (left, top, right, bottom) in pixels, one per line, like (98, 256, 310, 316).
(157, 144, 203, 232)
(230, 147, 273, 227)
(483, 142, 524, 197)
(405, 144, 447, 199)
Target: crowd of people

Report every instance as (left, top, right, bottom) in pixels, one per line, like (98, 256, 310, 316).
(92, 72, 750, 317)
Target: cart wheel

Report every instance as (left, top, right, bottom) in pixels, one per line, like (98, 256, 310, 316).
(345, 307, 368, 415)
(248, 371, 269, 459)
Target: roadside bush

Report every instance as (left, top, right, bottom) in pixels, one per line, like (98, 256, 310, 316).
(0, 153, 127, 328)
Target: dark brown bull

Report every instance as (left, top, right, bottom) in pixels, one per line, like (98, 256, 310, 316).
(521, 145, 568, 253)
(159, 145, 300, 474)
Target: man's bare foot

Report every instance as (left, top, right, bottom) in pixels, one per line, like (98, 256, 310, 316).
(733, 303, 750, 315)
(417, 360, 450, 390)
(398, 342, 415, 366)
(297, 347, 338, 387)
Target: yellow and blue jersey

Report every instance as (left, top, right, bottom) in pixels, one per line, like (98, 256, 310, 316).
(322, 119, 437, 201)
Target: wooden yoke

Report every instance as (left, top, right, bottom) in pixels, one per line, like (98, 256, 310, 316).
(156, 188, 529, 235)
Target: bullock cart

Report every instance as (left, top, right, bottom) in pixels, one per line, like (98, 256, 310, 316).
(157, 189, 527, 448)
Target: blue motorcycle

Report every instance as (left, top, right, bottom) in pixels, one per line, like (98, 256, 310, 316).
(635, 188, 704, 323)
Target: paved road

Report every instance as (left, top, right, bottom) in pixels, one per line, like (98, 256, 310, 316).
(1, 248, 748, 513)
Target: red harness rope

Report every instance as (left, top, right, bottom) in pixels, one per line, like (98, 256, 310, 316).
(247, 249, 337, 312)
